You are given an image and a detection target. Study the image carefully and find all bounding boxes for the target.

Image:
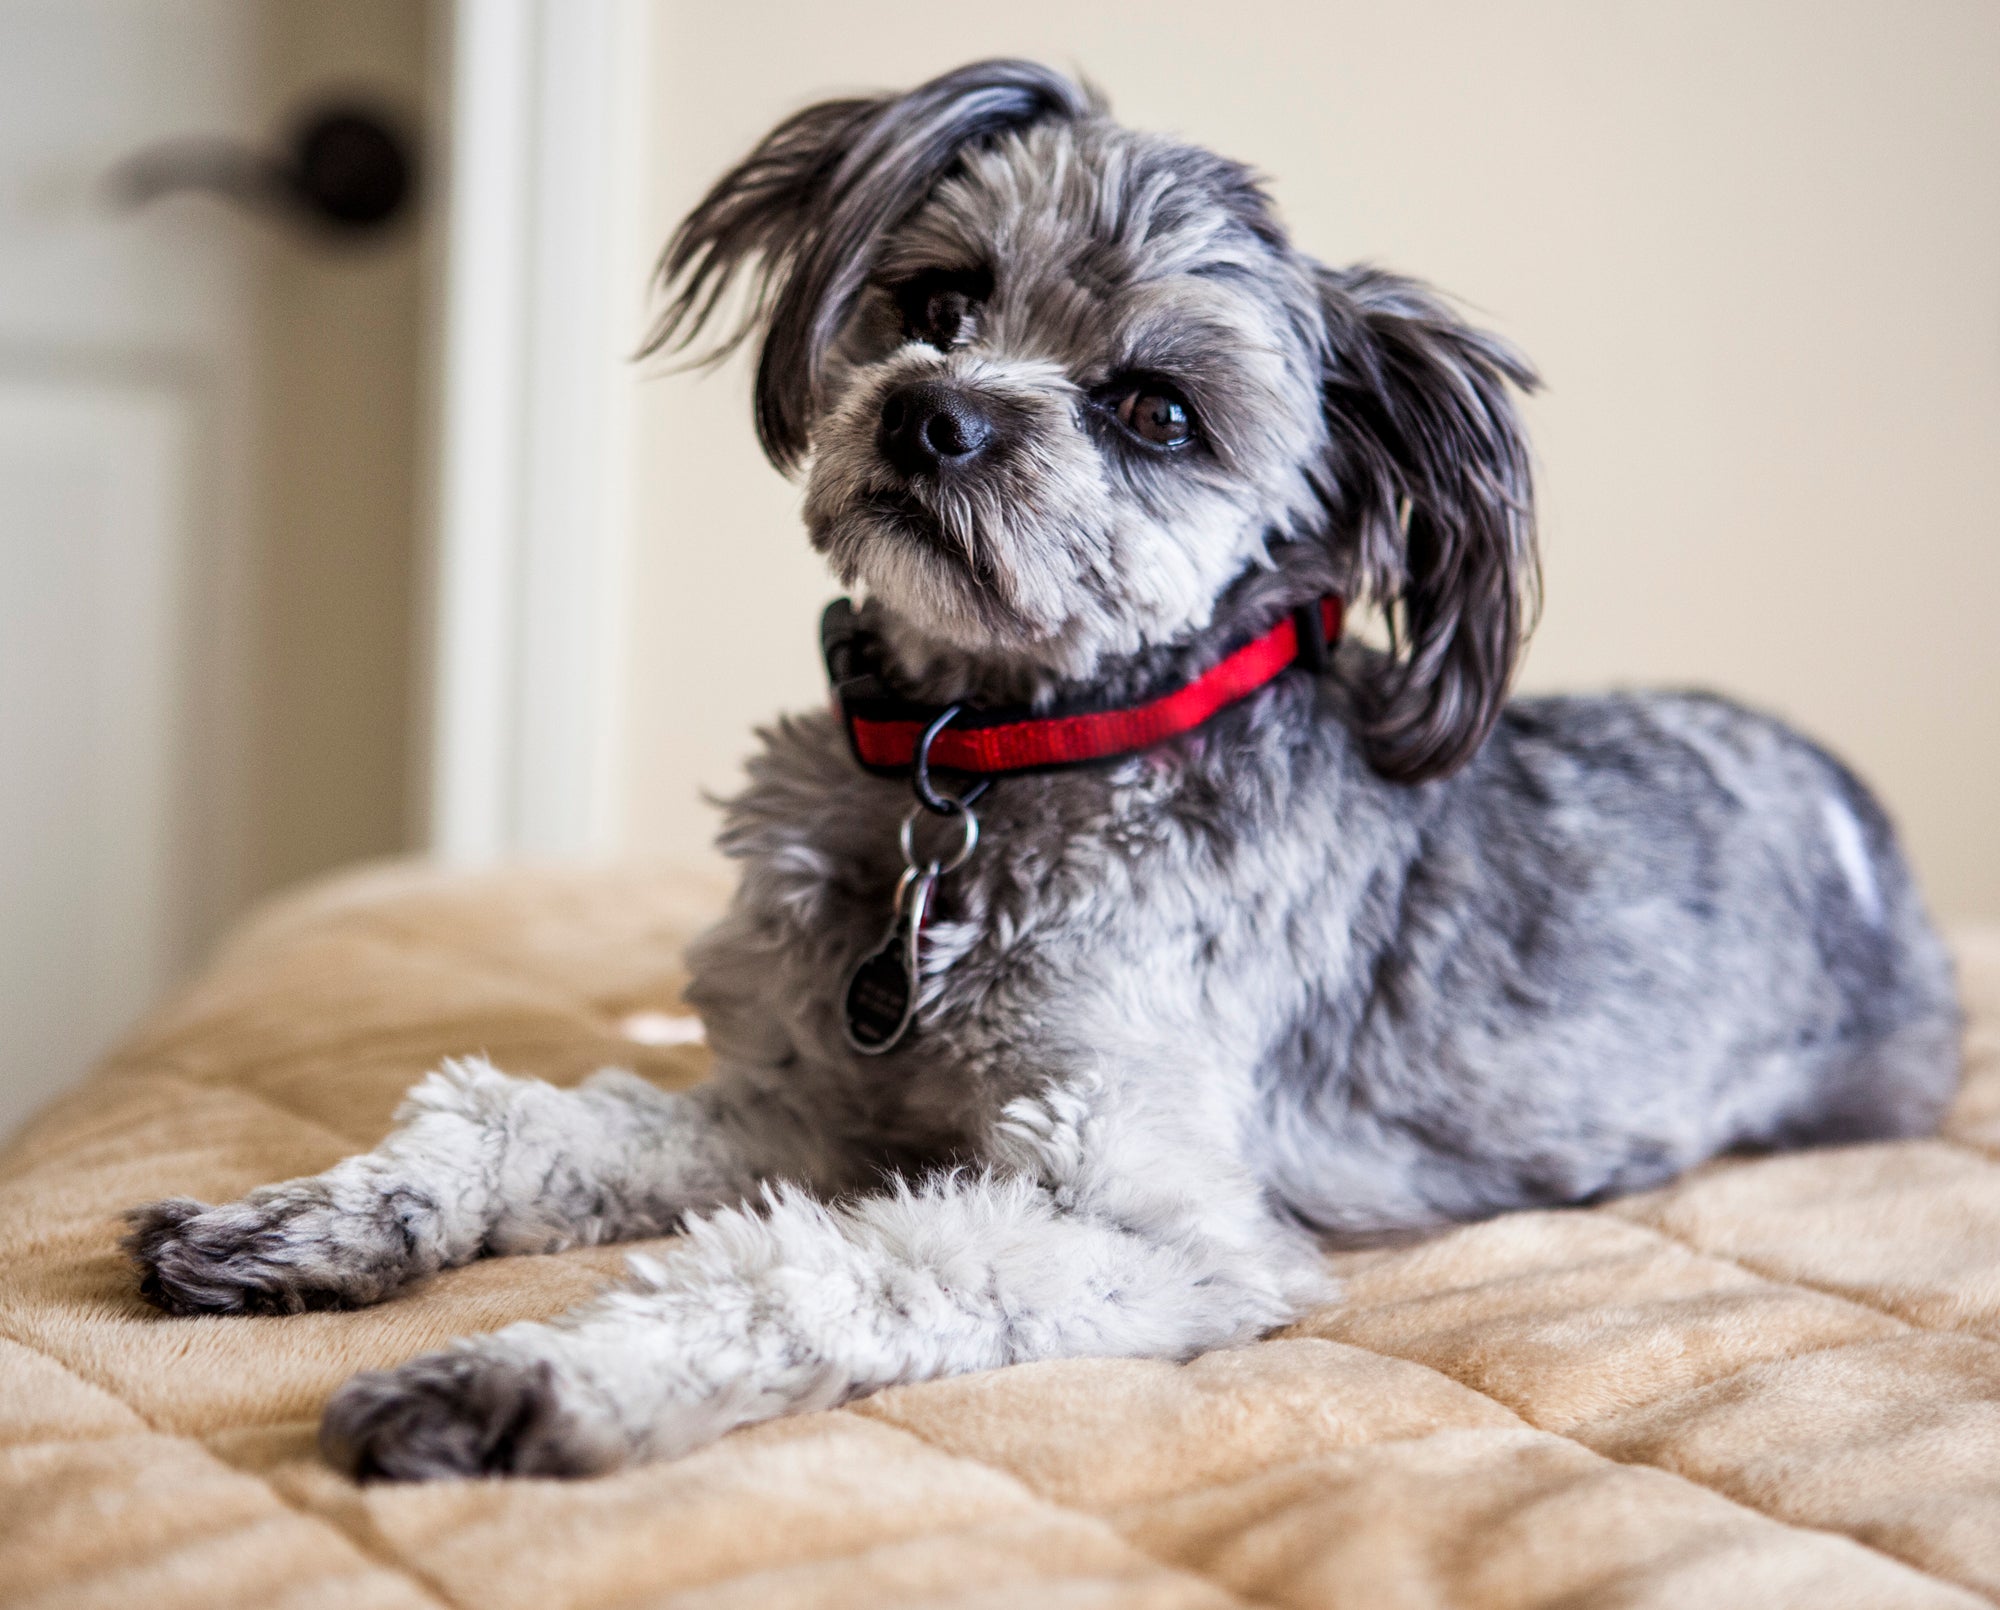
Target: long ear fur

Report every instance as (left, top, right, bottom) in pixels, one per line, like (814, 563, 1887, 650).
(1316, 265, 1540, 784)
(644, 60, 1097, 472)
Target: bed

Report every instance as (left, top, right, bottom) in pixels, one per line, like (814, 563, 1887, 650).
(3, 861, 1997, 1608)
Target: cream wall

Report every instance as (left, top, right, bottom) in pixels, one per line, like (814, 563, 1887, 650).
(623, 2, 2000, 917)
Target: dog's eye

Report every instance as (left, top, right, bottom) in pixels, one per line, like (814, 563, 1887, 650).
(913, 289, 974, 347)
(1112, 384, 1196, 449)
(893, 268, 992, 350)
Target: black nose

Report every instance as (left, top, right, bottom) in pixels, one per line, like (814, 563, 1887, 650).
(878, 380, 995, 477)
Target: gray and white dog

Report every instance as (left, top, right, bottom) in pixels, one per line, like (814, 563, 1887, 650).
(126, 61, 1959, 1481)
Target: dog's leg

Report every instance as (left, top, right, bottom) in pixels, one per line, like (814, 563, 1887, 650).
(319, 1165, 1318, 1480)
(125, 1058, 808, 1316)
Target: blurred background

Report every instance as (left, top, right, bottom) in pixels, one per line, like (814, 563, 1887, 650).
(1, 0, 1996, 1137)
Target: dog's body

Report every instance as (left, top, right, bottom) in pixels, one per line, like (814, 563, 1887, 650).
(126, 61, 1957, 1481)
(706, 645, 1954, 1236)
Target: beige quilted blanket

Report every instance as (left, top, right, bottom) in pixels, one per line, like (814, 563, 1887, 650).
(3, 862, 1999, 1610)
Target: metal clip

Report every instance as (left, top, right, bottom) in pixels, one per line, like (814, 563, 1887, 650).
(842, 799, 981, 1056)
(911, 704, 990, 818)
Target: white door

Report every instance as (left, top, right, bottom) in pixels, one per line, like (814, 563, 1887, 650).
(0, 0, 262, 1138)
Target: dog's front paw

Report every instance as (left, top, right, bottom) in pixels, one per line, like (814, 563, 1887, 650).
(320, 1345, 625, 1481)
(123, 1190, 392, 1316)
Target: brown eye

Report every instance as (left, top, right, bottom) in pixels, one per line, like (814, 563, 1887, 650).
(1114, 385, 1195, 448)
(916, 289, 973, 347)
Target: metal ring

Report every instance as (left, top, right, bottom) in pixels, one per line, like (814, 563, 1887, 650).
(912, 704, 990, 817)
(900, 802, 979, 875)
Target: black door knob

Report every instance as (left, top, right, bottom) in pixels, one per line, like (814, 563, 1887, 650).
(286, 108, 413, 230)
(111, 100, 418, 239)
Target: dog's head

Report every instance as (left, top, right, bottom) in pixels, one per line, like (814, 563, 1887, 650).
(649, 60, 1538, 781)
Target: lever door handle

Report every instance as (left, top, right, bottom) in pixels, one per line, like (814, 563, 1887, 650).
(110, 101, 417, 237)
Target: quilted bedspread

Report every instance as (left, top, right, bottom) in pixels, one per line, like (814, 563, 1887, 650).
(3, 861, 1999, 1609)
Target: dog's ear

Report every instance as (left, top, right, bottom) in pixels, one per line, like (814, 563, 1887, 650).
(1314, 265, 1540, 784)
(645, 60, 1096, 472)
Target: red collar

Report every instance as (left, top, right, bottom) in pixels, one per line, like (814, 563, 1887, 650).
(822, 596, 1343, 780)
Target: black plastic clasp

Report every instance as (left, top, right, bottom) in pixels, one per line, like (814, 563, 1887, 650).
(821, 597, 871, 693)
(1291, 601, 1331, 673)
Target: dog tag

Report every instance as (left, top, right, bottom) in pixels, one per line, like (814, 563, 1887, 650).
(843, 867, 935, 1055)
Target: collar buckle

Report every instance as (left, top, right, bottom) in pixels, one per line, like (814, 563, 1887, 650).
(1291, 600, 1333, 674)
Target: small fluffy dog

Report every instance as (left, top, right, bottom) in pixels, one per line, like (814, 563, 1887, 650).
(127, 61, 1958, 1480)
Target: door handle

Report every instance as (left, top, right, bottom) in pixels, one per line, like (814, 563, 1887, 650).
(109, 101, 417, 238)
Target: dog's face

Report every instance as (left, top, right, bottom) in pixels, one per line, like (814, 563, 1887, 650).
(800, 116, 1328, 681)
(651, 61, 1539, 781)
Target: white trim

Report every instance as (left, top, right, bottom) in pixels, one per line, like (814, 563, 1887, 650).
(424, 0, 644, 860)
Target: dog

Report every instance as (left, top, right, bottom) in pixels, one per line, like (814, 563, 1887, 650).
(125, 60, 1959, 1481)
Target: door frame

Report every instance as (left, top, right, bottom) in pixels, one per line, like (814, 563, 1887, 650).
(422, 0, 649, 861)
